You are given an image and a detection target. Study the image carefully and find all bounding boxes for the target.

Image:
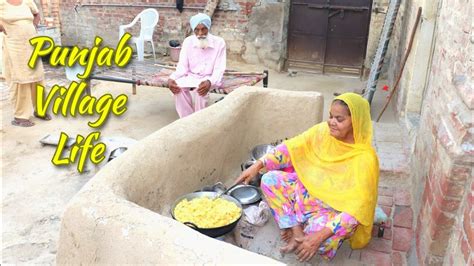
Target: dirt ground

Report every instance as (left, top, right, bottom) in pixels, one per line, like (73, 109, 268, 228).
(1, 59, 395, 264)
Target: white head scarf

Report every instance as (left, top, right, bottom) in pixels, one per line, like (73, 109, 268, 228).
(190, 13, 211, 31)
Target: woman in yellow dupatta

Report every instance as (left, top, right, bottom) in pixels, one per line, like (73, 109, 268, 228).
(236, 93, 379, 262)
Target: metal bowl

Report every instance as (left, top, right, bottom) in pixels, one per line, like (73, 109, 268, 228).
(108, 147, 128, 162)
(251, 144, 275, 161)
(227, 185, 261, 205)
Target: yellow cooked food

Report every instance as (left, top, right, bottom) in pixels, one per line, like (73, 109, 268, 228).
(174, 197, 241, 228)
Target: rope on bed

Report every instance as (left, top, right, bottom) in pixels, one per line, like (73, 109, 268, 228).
(138, 66, 267, 95)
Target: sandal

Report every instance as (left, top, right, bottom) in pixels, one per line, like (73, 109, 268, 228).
(34, 111, 52, 121)
(11, 118, 35, 127)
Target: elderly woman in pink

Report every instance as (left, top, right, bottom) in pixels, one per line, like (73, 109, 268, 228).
(167, 13, 226, 118)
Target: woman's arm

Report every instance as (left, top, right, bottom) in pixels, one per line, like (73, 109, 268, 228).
(0, 24, 6, 35)
(294, 212, 359, 262)
(258, 143, 293, 171)
(234, 143, 293, 185)
(234, 160, 264, 185)
(33, 13, 40, 27)
(25, 0, 41, 27)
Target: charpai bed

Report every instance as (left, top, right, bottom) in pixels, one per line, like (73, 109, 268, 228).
(68, 62, 269, 95)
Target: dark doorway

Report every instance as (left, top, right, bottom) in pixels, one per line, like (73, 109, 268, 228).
(287, 0, 372, 76)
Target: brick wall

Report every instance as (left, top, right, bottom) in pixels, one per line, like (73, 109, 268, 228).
(386, 0, 473, 264)
(39, 0, 61, 27)
(59, 1, 202, 50)
(56, 0, 288, 69)
(52, 0, 386, 71)
(443, 178, 473, 265)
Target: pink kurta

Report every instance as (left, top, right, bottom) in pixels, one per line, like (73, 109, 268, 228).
(170, 33, 226, 87)
(169, 33, 226, 118)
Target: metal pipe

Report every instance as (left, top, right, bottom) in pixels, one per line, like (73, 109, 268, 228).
(263, 70, 269, 88)
(77, 3, 210, 10)
(89, 75, 137, 84)
(376, 7, 422, 122)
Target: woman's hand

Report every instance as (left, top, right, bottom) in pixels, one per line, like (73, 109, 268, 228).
(294, 227, 332, 262)
(0, 25, 7, 35)
(294, 235, 321, 262)
(33, 13, 40, 28)
(234, 160, 264, 185)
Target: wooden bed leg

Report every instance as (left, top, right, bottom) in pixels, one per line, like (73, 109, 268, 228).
(132, 66, 137, 95)
(85, 78, 91, 96)
(263, 70, 269, 88)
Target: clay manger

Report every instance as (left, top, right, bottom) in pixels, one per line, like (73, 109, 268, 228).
(57, 87, 324, 264)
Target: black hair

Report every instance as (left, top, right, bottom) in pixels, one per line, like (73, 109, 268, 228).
(332, 99, 351, 115)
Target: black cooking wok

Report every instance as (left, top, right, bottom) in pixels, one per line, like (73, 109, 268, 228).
(170, 191, 243, 238)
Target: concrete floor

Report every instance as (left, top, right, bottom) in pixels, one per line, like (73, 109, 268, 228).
(1, 56, 402, 264)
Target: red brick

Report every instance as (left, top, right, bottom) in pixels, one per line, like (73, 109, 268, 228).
(422, 179, 435, 204)
(384, 219, 393, 229)
(449, 254, 454, 265)
(393, 206, 413, 229)
(438, 174, 465, 198)
(361, 250, 391, 266)
(393, 227, 413, 252)
(464, 207, 473, 248)
(434, 186, 462, 212)
(415, 224, 429, 264)
(451, 165, 471, 182)
(431, 201, 455, 228)
(378, 195, 394, 207)
(382, 206, 393, 217)
(429, 227, 451, 256)
(379, 186, 395, 197)
(366, 238, 392, 254)
(383, 227, 393, 240)
(392, 251, 407, 266)
(350, 249, 362, 260)
(394, 189, 411, 206)
(471, 209, 474, 226)
(460, 235, 471, 263)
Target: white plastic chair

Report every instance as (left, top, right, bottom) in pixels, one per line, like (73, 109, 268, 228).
(119, 8, 159, 61)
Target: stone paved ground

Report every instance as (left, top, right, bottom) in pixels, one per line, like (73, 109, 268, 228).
(364, 123, 413, 266)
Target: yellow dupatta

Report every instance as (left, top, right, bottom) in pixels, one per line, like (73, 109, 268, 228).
(284, 93, 379, 249)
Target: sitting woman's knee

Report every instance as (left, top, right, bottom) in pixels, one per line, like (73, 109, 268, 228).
(260, 172, 278, 188)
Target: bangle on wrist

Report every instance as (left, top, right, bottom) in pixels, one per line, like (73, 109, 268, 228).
(257, 159, 267, 175)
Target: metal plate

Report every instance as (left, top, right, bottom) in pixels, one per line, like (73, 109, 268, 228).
(228, 185, 261, 205)
(251, 144, 275, 161)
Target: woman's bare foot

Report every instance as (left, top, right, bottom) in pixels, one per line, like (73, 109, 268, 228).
(280, 225, 304, 253)
(280, 228, 292, 243)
